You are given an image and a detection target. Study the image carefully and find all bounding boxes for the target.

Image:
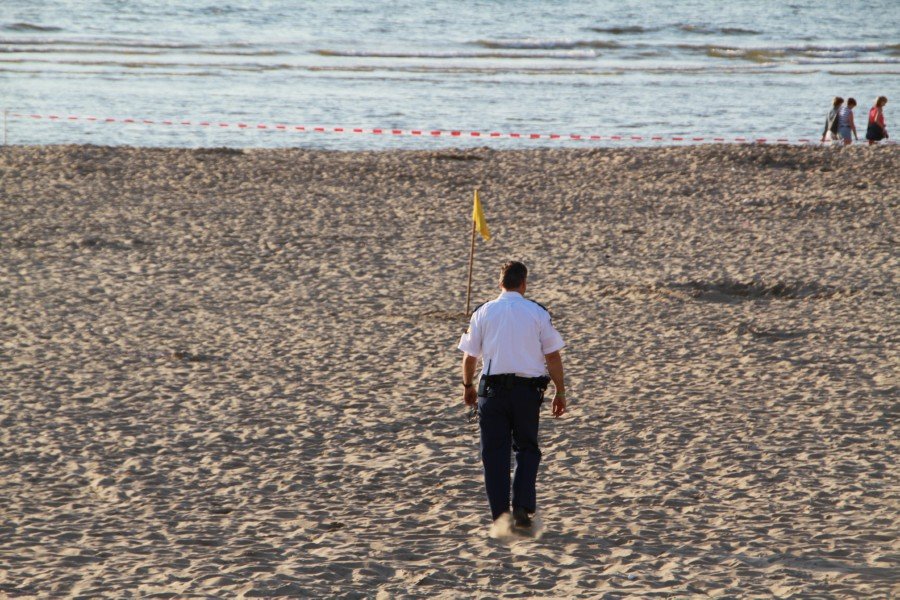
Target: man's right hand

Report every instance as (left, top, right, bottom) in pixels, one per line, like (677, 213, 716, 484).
(552, 393, 567, 418)
(464, 386, 477, 407)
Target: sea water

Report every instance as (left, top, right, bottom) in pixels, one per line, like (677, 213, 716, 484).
(1, 0, 897, 149)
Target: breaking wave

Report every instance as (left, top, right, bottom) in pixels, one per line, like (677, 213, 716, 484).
(588, 23, 760, 36)
(677, 24, 761, 35)
(0, 37, 277, 51)
(684, 42, 900, 63)
(589, 25, 658, 35)
(3, 22, 63, 32)
(314, 48, 599, 59)
(474, 39, 620, 50)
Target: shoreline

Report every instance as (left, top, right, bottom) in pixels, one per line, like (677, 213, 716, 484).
(2, 139, 897, 150)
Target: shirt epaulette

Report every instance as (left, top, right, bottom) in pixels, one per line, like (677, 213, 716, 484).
(470, 301, 487, 316)
(528, 299, 552, 317)
(464, 301, 487, 334)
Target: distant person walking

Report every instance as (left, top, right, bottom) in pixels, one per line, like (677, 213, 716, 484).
(837, 98, 858, 145)
(822, 96, 843, 143)
(866, 96, 889, 145)
(458, 261, 567, 533)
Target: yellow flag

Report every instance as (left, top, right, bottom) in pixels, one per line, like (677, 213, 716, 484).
(472, 189, 491, 241)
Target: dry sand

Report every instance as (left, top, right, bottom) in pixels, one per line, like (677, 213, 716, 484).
(0, 143, 898, 598)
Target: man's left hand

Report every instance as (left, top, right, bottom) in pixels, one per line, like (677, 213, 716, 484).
(463, 386, 477, 407)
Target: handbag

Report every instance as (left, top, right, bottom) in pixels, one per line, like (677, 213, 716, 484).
(866, 121, 885, 142)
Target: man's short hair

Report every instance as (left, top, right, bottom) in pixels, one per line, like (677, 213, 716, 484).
(500, 261, 527, 289)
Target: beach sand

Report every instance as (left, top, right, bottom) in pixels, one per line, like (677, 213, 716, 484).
(1, 144, 897, 598)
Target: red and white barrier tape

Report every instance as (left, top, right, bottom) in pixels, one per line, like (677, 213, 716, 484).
(7, 111, 889, 145)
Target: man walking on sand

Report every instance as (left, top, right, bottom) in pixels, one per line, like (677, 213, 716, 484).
(458, 261, 567, 532)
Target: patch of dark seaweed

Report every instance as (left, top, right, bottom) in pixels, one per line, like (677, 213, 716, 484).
(71, 237, 148, 250)
(170, 350, 222, 363)
(195, 147, 245, 157)
(428, 152, 483, 162)
(668, 279, 856, 302)
(726, 321, 810, 341)
(593, 279, 857, 303)
(715, 146, 831, 172)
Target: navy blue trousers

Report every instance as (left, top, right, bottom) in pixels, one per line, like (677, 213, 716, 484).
(478, 384, 543, 520)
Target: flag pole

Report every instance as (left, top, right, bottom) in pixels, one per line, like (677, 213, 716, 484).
(465, 188, 479, 316)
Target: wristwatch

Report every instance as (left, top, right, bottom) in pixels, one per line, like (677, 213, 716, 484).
(462, 382, 474, 388)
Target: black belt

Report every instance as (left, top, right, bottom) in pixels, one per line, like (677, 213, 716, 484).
(482, 374, 550, 390)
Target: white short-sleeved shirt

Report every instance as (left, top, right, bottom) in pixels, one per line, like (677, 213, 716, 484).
(458, 291, 565, 378)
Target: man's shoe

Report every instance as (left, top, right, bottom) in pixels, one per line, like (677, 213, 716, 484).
(512, 506, 533, 529)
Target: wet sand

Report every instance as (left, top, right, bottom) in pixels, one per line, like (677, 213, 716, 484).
(1, 144, 898, 598)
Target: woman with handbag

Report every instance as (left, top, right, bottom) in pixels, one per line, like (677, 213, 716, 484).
(821, 96, 843, 143)
(866, 96, 889, 145)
